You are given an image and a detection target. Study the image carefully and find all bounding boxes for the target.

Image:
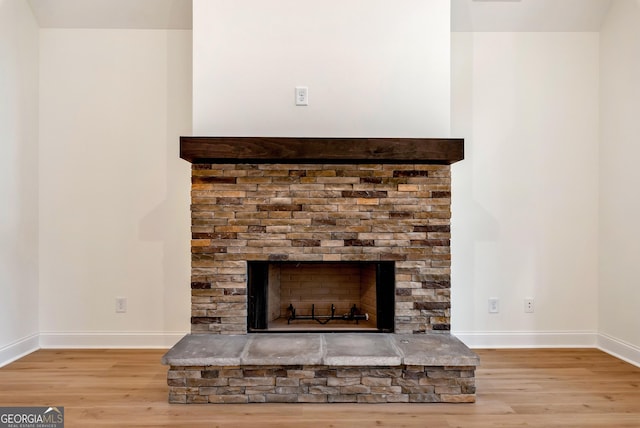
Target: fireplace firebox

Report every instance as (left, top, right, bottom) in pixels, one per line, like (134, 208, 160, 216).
(248, 261, 395, 332)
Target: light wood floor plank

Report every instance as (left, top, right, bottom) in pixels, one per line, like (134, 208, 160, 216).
(0, 348, 639, 427)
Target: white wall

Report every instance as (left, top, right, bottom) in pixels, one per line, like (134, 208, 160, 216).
(599, 0, 640, 361)
(193, 0, 451, 137)
(38, 29, 192, 347)
(451, 32, 600, 347)
(0, 0, 40, 365)
(4, 1, 636, 362)
(193, 1, 606, 348)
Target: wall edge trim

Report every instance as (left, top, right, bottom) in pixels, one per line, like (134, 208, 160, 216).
(452, 330, 599, 349)
(597, 332, 640, 368)
(0, 333, 40, 368)
(38, 332, 188, 349)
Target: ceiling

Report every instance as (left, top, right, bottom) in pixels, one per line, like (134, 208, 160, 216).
(452, 0, 613, 32)
(27, 0, 613, 32)
(27, 0, 192, 29)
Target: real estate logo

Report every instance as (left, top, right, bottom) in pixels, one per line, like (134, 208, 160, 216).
(0, 407, 64, 428)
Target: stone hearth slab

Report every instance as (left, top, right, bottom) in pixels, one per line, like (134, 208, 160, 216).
(392, 333, 479, 366)
(241, 334, 324, 365)
(323, 333, 401, 366)
(161, 334, 246, 366)
(162, 333, 479, 367)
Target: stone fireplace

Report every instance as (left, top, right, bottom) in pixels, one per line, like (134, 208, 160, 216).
(162, 137, 479, 404)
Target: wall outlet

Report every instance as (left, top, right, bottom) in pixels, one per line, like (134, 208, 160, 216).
(295, 86, 308, 106)
(488, 298, 499, 313)
(115, 297, 127, 313)
(524, 298, 534, 313)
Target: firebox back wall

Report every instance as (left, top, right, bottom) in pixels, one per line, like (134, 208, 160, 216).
(190, 163, 452, 334)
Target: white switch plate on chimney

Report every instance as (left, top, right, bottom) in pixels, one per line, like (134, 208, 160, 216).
(295, 86, 308, 106)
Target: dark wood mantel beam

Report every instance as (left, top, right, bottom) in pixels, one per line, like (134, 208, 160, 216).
(180, 137, 464, 164)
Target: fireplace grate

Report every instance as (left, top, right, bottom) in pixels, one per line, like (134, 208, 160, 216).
(286, 303, 369, 325)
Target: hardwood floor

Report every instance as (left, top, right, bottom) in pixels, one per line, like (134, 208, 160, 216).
(1, 348, 639, 427)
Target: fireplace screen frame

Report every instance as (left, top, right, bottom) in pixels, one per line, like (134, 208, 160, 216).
(247, 261, 395, 333)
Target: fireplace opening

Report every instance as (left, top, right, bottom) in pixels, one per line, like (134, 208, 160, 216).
(248, 261, 395, 333)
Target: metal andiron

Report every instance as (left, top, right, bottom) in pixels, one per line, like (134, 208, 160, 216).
(287, 303, 369, 325)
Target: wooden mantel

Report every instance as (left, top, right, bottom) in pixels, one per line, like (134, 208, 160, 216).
(180, 137, 464, 164)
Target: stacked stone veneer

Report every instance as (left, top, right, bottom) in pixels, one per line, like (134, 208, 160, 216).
(189, 163, 452, 334)
(168, 364, 476, 404)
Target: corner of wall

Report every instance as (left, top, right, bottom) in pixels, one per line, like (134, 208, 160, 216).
(598, 333, 640, 368)
(0, 334, 40, 368)
(0, 0, 41, 363)
(597, 0, 640, 355)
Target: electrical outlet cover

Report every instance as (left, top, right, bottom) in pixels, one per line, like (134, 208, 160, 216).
(116, 297, 127, 313)
(295, 86, 308, 106)
(488, 298, 499, 313)
(524, 298, 534, 313)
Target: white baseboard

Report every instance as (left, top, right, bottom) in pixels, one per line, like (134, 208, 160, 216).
(452, 330, 598, 349)
(9, 331, 640, 369)
(598, 333, 640, 368)
(0, 333, 40, 368)
(39, 332, 188, 349)
(453, 331, 640, 368)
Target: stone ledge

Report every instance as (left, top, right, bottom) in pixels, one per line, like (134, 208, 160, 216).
(162, 333, 479, 368)
(166, 363, 478, 404)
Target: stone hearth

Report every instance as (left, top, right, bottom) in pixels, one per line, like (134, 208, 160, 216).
(163, 333, 478, 403)
(163, 137, 478, 403)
